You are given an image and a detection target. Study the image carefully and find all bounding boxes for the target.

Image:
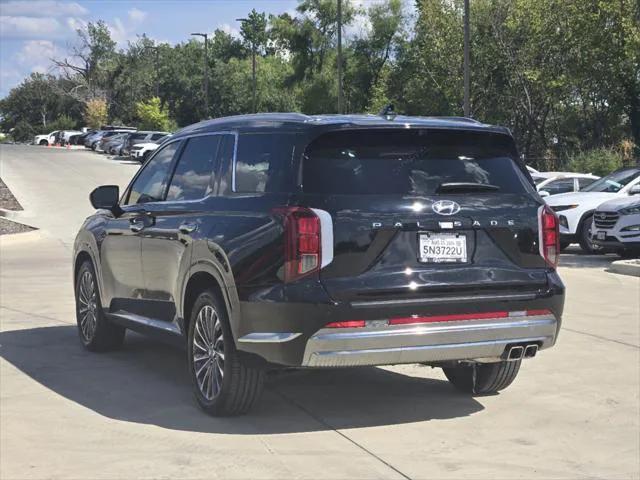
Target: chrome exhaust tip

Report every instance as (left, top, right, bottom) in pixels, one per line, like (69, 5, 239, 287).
(524, 344, 539, 358)
(506, 345, 524, 361)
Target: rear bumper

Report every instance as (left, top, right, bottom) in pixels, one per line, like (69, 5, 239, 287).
(299, 313, 557, 367)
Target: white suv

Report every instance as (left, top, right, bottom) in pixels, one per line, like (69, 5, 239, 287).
(33, 131, 59, 146)
(591, 197, 640, 257)
(544, 167, 640, 252)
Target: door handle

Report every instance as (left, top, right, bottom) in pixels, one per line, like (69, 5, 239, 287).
(179, 223, 198, 234)
(129, 218, 145, 232)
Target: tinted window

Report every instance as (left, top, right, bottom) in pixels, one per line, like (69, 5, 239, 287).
(577, 177, 596, 190)
(150, 133, 165, 140)
(235, 133, 293, 193)
(166, 135, 221, 201)
(583, 168, 640, 193)
(303, 130, 528, 195)
(130, 133, 147, 140)
(125, 142, 180, 205)
(542, 178, 575, 195)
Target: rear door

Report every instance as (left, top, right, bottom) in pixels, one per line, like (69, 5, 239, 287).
(300, 128, 548, 304)
(139, 134, 223, 325)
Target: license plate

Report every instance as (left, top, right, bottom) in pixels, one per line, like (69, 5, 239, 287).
(419, 233, 467, 263)
(597, 231, 606, 240)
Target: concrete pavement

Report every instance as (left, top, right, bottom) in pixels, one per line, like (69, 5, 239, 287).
(1, 145, 639, 479)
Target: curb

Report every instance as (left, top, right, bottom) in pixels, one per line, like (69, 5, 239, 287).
(608, 260, 640, 278)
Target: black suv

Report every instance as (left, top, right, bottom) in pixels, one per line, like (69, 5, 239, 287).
(74, 113, 564, 416)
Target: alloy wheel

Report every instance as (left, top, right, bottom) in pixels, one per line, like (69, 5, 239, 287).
(77, 270, 98, 341)
(192, 305, 225, 400)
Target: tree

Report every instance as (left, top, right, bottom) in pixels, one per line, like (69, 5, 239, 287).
(84, 98, 108, 128)
(135, 97, 175, 131)
(10, 121, 35, 142)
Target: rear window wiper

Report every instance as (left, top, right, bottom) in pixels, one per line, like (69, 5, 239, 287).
(436, 182, 500, 193)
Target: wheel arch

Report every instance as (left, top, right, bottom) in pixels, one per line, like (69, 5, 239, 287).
(182, 265, 239, 342)
(577, 209, 596, 234)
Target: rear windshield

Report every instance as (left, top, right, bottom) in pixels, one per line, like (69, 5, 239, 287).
(303, 129, 529, 195)
(582, 168, 640, 193)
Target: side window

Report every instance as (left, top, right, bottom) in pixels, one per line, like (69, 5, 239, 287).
(166, 135, 221, 201)
(577, 177, 595, 190)
(543, 178, 575, 195)
(150, 133, 164, 140)
(125, 142, 180, 205)
(234, 133, 293, 193)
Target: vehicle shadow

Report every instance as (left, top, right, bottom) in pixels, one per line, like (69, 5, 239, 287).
(0, 325, 483, 434)
(559, 247, 621, 269)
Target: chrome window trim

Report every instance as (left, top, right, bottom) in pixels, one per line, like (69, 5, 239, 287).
(123, 130, 238, 205)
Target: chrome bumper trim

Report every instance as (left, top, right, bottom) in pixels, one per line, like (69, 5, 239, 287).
(237, 332, 302, 343)
(350, 292, 540, 308)
(302, 315, 557, 367)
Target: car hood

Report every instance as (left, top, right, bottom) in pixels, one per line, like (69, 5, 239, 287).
(545, 191, 617, 208)
(596, 196, 640, 211)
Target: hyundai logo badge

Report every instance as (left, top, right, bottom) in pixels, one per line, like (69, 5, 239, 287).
(432, 200, 461, 216)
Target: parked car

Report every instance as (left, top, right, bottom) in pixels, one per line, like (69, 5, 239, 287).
(74, 113, 564, 416)
(97, 132, 127, 153)
(33, 130, 60, 146)
(535, 173, 599, 197)
(122, 131, 169, 156)
(89, 130, 132, 151)
(129, 134, 170, 162)
(545, 167, 640, 252)
(59, 130, 83, 146)
(84, 131, 105, 149)
(591, 197, 640, 257)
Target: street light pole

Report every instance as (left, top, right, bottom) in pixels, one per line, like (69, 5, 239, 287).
(337, 0, 343, 114)
(191, 32, 209, 118)
(463, 0, 470, 117)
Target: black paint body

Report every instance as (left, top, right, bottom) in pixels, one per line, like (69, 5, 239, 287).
(73, 114, 565, 366)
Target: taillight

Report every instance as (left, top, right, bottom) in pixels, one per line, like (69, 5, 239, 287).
(539, 205, 559, 268)
(279, 207, 321, 282)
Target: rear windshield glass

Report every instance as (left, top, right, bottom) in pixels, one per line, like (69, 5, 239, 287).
(582, 168, 640, 193)
(303, 129, 529, 195)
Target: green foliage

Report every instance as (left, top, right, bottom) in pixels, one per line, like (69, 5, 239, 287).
(47, 115, 77, 131)
(135, 97, 174, 131)
(567, 148, 625, 177)
(1, 0, 637, 173)
(11, 121, 35, 142)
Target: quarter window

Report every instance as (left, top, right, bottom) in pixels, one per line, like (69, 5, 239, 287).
(166, 135, 221, 201)
(125, 142, 180, 205)
(234, 133, 293, 193)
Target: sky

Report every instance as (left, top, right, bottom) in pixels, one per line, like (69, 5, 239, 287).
(0, 0, 412, 99)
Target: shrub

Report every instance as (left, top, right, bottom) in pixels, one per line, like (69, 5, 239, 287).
(10, 121, 35, 142)
(84, 99, 108, 129)
(567, 148, 624, 177)
(135, 97, 174, 131)
(46, 114, 77, 131)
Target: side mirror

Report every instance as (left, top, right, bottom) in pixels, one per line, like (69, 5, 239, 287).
(90, 185, 120, 211)
(629, 184, 640, 195)
(539, 190, 550, 198)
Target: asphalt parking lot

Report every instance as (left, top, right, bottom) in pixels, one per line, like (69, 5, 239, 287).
(1, 144, 639, 479)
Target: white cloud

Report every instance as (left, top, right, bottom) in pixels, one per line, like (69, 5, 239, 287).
(15, 40, 58, 69)
(219, 23, 240, 39)
(0, 16, 63, 38)
(0, 1, 88, 18)
(128, 8, 147, 23)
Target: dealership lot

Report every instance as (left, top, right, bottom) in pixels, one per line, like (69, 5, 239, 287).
(1, 145, 638, 479)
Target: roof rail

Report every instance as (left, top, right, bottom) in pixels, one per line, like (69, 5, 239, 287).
(436, 116, 483, 125)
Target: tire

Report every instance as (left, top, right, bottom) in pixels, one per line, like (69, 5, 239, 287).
(559, 241, 571, 251)
(578, 214, 599, 254)
(442, 360, 521, 395)
(187, 290, 264, 416)
(39, 140, 48, 146)
(75, 260, 125, 351)
(142, 151, 150, 162)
